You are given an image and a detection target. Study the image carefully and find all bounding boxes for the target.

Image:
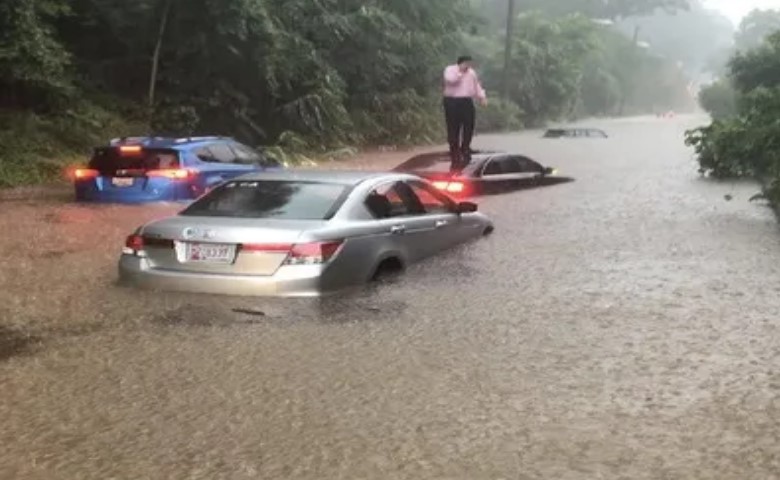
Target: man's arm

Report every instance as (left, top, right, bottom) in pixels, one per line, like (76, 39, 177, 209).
(473, 71, 487, 104)
(443, 66, 464, 85)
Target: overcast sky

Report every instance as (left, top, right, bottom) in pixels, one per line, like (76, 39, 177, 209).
(704, 0, 780, 24)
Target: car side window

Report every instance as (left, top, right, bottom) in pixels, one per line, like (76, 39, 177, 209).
(365, 182, 411, 219)
(483, 158, 506, 175)
(485, 156, 522, 175)
(230, 142, 279, 167)
(407, 181, 454, 214)
(512, 156, 542, 173)
(195, 147, 217, 163)
(206, 143, 237, 163)
(230, 143, 261, 164)
(482, 160, 503, 175)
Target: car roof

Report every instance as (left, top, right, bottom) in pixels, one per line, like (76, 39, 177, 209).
(393, 150, 501, 174)
(230, 169, 411, 186)
(105, 136, 235, 150)
(544, 128, 607, 137)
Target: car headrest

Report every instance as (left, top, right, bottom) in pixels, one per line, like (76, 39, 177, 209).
(366, 193, 392, 218)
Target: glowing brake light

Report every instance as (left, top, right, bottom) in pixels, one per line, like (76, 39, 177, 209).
(118, 145, 143, 155)
(287, 241, 344, 265)
(74, 168, 99, 180)
(446, 181, 464, 193)
(242, 241, 343, 265)
(147, 169, 191, 179)
(123, 234, 145, 256)
(432, 180, 465, 193)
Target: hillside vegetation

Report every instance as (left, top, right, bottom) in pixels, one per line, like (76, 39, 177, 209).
(1, 0, 697, 186)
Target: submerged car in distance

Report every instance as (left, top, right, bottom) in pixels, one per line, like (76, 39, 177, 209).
(72, 136, 282, 203)
(392, 150, 570, 197)
(118, 170, 494, 297)
(543, 128, 608, 138)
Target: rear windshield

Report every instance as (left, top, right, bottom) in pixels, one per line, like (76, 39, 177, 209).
(180, 180, 350, 220)
(89, 147, 180, 174)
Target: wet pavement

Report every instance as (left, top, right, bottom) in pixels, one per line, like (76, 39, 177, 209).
(2, 115, 780, 479)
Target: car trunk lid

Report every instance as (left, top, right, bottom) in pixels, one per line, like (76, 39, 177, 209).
(139, 216, 325, 275)
(82, 146, 188, 193)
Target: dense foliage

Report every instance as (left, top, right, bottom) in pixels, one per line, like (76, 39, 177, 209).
(1, 0, 694, 186)
(697, 79, 737, 119)
(686, 29, 780, 204)
(476, 1, 696, 123)
(615, 0, 733, 80)
(735, 9, 780, 52)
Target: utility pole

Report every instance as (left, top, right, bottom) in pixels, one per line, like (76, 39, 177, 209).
(501, 0, 516, 99)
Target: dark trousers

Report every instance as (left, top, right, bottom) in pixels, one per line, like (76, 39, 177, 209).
(443, 97, 475, 171)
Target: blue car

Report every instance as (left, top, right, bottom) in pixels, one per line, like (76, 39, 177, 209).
(73, 136, 282, 203)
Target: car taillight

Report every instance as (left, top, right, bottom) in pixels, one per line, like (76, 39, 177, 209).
(286, 241, 344, 265)
(446, 181, 464, 193)
(74, 168, 99, 180)
(432, 180, 465, 193)
(123, 234, 145, 256)
(240, 241, 343, 265)
(147, 169, 191, 179)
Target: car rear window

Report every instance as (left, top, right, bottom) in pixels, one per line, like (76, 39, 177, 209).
(89, 147, 180, 175)
(180, 180, 350, 220)
(395, 153, 454, 173)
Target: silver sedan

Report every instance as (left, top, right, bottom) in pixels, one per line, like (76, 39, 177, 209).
(118, 170, 494, 297)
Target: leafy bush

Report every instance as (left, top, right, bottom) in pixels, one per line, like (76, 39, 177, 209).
(684, 119, 755, 178)
(687, 31, 780, 205)
(0, 101, 144, 187)
(697, 80, 738, 119)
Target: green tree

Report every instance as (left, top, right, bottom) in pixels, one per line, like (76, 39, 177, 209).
(615, 0, 733, 76)
(0, 0, 71, 108)
(488, 13, 598, 125)
(735, 9, 780, 52)
(686, 32, 780, 204)
(478, 0, 688, 22)
(697, 79, 737, 119)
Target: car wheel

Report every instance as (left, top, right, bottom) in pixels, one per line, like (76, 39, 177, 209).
(371, 257, 404, 282)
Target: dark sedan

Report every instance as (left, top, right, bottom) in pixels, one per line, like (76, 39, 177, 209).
(392, 150, 572, 197)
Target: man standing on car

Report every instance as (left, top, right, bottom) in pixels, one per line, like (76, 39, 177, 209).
(443, 55, 487, 172)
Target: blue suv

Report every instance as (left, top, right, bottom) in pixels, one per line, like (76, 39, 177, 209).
(73, 136, 282, 203)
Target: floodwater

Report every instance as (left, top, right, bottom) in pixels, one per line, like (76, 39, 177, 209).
(1, 115, 779, 479)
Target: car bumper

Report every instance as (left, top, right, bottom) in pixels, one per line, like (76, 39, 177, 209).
(118, 254, 330, 297)
(76, 191, 179, 204)
(74, 182, 192, 204)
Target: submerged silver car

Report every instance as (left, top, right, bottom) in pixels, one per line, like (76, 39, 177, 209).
(118, 170, 494, 297)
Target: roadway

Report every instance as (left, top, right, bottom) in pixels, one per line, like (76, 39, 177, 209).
(1, 115, 779, 479)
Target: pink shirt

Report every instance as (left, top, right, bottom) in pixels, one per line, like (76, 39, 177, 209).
(443, 65, 487, 100)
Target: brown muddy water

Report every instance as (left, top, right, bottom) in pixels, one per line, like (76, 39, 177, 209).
(1, 115, 779, 479)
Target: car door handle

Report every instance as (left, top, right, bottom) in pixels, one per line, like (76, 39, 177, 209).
(435, 220, 449, 228)
(390, 225, 406, 235)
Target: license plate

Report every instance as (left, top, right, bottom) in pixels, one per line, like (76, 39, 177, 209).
(112, 177, 134, 187)
(185, 242, 236, 263)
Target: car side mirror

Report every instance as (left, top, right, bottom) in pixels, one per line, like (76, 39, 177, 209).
(456, 201, 478, 214)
